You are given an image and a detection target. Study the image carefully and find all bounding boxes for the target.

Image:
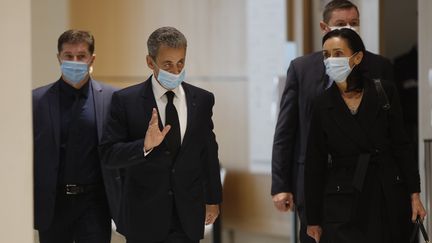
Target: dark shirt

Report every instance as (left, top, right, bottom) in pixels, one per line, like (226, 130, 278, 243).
(58, 79, 102, 185)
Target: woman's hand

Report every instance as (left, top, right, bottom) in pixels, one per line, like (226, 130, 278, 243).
(307, 225, 322, 243)
(411, 192, 427, 222)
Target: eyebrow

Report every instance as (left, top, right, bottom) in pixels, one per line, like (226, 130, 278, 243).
(331, 48, 344, 51)
(61, 51, 89, 55)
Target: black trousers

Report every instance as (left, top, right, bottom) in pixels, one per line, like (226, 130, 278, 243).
(127, 206, 198, 243)
(296, 164, 316, 243)
(38, 189, 111, 243)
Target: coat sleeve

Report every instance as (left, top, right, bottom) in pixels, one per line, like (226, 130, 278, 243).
(304, 99, 327, 226)
(203, 93, 222, 204)
(99, 92, 147, 169)
(381, 56, 395, 83)
(271, 61, 300, 195)
(386, 82, 420, 193)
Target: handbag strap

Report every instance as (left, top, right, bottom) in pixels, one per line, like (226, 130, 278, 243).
(373, 79, 391, 111)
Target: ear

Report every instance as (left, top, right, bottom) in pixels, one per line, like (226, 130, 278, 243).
(353, 51, 364, 65)
(57, 54, 62, 65)
(89, 54, 96, 66)
(320, 21, 330, 34)
(146, 55, 155, 70)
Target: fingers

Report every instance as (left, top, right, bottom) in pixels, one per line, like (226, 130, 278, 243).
(307, 226, 322, 243)
(412, 209, 418, 222)
(412, 205, 427, 222)
(411, 195, 427, 222)
(149, 108, 159, 126)
(161, 125, 171, 137)
(274, 201, 290, 212)
(205, 214, 218, 225)
(272, 193, 295, 212)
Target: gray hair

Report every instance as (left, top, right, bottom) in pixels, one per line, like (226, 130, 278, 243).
(147, 27, 187, 59)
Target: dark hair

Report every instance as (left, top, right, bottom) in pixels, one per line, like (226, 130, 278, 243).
(57, 30, 95, 54)
(323, 0, 359, 24)
(323, 28, 366, 92)
(147, 26, 187, 60)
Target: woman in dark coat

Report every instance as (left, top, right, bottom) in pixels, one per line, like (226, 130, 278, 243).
(304, 28, 426, 243)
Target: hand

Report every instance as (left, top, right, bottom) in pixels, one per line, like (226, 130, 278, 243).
(307, 225, 322, 243)
(272, 192, 295, 212)
(205, 204, 220, 225)
(411, 193, 427, 222)
(144, 108, 171, 151)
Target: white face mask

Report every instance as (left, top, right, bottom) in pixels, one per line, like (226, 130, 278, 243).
(323, 53, 357, 83)
(329, 25, 360, 34)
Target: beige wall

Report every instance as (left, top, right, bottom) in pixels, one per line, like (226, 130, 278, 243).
(68, 0, 247, 81)
(0, 0, 33, 242)
(31, 0, 68, 88)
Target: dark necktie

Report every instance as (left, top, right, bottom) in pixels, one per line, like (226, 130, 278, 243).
(165, 91, 181, 157)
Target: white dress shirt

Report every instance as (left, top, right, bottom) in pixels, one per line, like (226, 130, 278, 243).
(144, 76, 188, 156)
(151, 75, 187, 142)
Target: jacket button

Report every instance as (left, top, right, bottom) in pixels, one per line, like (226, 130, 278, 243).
(336, 185, 341, 192)
(165, 150, 171, 155)
(168, 190, 173, 196)
(171, 168, 175, 173)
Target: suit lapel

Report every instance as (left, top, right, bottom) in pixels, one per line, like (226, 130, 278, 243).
(178, 83, 197, 153)
(48, 81, 61, 148)
(326, 84, 371, 151)
(140, 78, 164, 131)
(91, 80, 105, 141)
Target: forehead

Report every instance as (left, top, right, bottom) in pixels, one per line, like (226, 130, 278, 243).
(328, 7, 359, 25)
(60, 42, 90, 54)
(155, 45, 186, 62)
(323, 37, 351, 52)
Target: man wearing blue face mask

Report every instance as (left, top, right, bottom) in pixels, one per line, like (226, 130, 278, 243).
(99, 26, 222, 243)
(33, 29, 121, 243)
(271, 1, 394, 243)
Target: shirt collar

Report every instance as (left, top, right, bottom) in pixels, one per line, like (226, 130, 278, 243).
(60, 78, 90, 98)
(151, 75, 183, 100)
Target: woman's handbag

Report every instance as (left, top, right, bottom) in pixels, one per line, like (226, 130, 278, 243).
(410, 216, 429, 243)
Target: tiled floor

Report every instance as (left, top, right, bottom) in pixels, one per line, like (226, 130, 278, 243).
(34, 230, 213, 243)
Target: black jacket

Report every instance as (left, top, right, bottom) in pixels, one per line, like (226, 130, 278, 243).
(99, 77, 222, 242)
(271, 50, 394, 200)
(304, 79, 419, 240)
(32, 79, 121, 230)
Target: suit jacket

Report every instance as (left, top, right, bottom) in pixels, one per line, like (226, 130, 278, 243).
(271, 51, 394, 201)
(99, 77, 222, 242)
(32, 79, 121, 230)
(304, 79, 419, 241)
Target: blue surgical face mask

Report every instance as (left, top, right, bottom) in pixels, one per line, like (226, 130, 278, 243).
(156, 68, 186, 90)
(324, 53, 356, 83)
(61, 61, 89, 84)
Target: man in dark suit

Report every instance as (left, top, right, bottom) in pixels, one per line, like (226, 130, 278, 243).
(271, 1, 394, 242)
(33, 30, 120, 243)
(99, 26, 222, 243)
